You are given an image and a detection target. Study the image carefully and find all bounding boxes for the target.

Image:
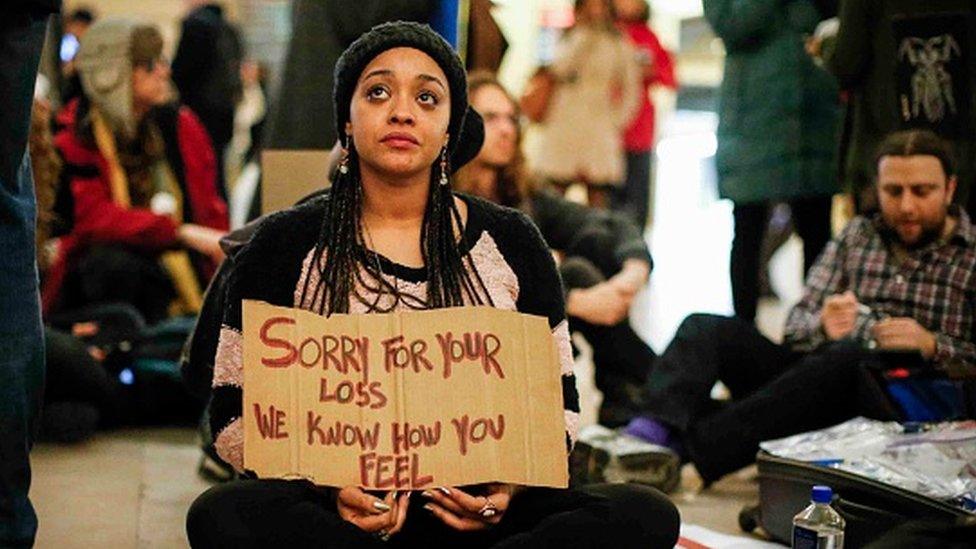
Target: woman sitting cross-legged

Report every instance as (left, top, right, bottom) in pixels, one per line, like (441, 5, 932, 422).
(185, 22, 677, 549)
(46, 18, 228, 325)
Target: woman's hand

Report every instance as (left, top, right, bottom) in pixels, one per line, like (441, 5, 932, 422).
(567, 283, 632, 326)
(336, 487, 410, 540)
(420, 484, 520, 531)
(607, 259, 650, 298)
(177, 223, 226, 263)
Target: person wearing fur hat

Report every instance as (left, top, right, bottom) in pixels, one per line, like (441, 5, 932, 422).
(46, 18, 229, 324)
(186, 21, 673, 548)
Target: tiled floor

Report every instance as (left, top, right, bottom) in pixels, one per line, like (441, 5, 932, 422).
(31, 429, 209, 548)
(29, 111, 804, 547)
(29, 429, 768, 548)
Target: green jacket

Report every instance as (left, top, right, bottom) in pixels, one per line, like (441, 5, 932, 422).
(704, 0, 840, 204)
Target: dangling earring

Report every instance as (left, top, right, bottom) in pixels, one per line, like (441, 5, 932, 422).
(338, 136, 350, 175)
(439, 147, 449, 186)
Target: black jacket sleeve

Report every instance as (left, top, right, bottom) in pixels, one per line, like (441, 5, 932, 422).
(530, 189, 652, 277)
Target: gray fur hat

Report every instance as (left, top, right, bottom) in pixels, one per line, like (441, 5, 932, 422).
(75, 17, 146, 136)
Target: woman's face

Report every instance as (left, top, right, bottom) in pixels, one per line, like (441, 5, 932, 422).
(347, 47, 451, 181)
(578, 0, 610, 24)
(131, 57, 171, 114)
(612, 0, 643, 20)
(471, 84, 518, 169)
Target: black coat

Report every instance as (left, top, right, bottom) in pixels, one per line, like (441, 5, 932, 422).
(171, 4, 243, 151)
(824, 0, 976, 202)
(264, 0, 435, 150)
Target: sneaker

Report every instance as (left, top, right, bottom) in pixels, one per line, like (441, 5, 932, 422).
(570, 425, 681, 493)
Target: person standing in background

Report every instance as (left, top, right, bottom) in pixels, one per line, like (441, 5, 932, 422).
(171, 0, 244, 202)
(263, 0, 437, 151)
(818, 0, 975, 215)
(58, 7, 94, 106)
(531, 0, 641, 209)
(1, 1, 60, 546)
(703, 0, 841, 322)
(612, 0, 676, 231)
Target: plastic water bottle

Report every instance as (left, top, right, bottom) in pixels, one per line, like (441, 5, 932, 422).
(792, 485, 845, 549)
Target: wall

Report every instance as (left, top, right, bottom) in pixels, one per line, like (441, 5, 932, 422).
(63, 0, 239, 57)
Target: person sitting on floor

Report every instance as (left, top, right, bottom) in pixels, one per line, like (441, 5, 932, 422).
(29, 83, 125, 443)
(454, 71, 655, 428)
(186, 22, 679, 548)
(45, 17, 228, 325)
(622, 129, 976, 485)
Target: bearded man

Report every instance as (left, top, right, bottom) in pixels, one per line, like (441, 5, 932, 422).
(622, 129, 976, 484)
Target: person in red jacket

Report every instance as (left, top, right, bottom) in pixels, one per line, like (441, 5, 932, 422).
(46, 17, 228, 324)
(613, 0, 677, 231)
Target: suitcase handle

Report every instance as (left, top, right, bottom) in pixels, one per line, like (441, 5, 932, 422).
(833, 495, 905, 526)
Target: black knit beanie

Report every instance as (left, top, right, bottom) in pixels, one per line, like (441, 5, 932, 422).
(333, 21, 483, 173)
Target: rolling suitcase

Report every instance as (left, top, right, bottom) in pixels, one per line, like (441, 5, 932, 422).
(740, 418, 975, 547)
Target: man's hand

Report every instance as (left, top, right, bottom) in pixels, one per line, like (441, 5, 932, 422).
(421, 484, 519, 531)
(336, 487, 409, 539)
(567, 283, 632, 326)
(821, 291, 859, 341)
(872, 318, 937, 359)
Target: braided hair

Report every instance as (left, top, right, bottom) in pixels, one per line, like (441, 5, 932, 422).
(298, 140, 494, 316)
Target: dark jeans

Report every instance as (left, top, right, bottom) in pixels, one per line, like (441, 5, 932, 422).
(731, 196, 832, 321)
(611, 151, 653, 232)
(186, 480, 679, 549)
(643, 314, 900, 483)
(0, 11, 49, 547)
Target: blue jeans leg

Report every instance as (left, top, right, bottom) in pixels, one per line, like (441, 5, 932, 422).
(0, 154, 45, 548)
(0, 11, 49, 547)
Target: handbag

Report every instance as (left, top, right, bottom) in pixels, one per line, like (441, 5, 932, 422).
(519, 66, 557, 123)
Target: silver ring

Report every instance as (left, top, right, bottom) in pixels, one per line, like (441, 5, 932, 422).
(376, 529, 391, 541)
(478, 497, 498, 519)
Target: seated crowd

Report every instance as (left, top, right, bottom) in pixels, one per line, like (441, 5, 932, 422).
(21, 6, 975, 549)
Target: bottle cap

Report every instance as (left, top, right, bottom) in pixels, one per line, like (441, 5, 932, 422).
(812, 485, 833, 504)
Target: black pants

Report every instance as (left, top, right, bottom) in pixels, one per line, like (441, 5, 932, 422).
(731, 196, 832, 321)
(65, 245, 176, 325)
(40, 328, 125, 442)
(560, 258, 655, 411)
(611, 151, 653, 232)
(642, 314, 900, 483)
(186, 481, 679, 549)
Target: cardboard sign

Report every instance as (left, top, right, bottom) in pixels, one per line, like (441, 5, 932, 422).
(242, 300, 569, 490)
(260, 150, 333, 215)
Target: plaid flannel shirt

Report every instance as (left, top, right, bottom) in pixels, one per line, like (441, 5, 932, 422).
(785, 208, 976, 369)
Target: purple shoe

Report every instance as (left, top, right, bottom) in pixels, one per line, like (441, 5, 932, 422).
(624, 416, 685, 457)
